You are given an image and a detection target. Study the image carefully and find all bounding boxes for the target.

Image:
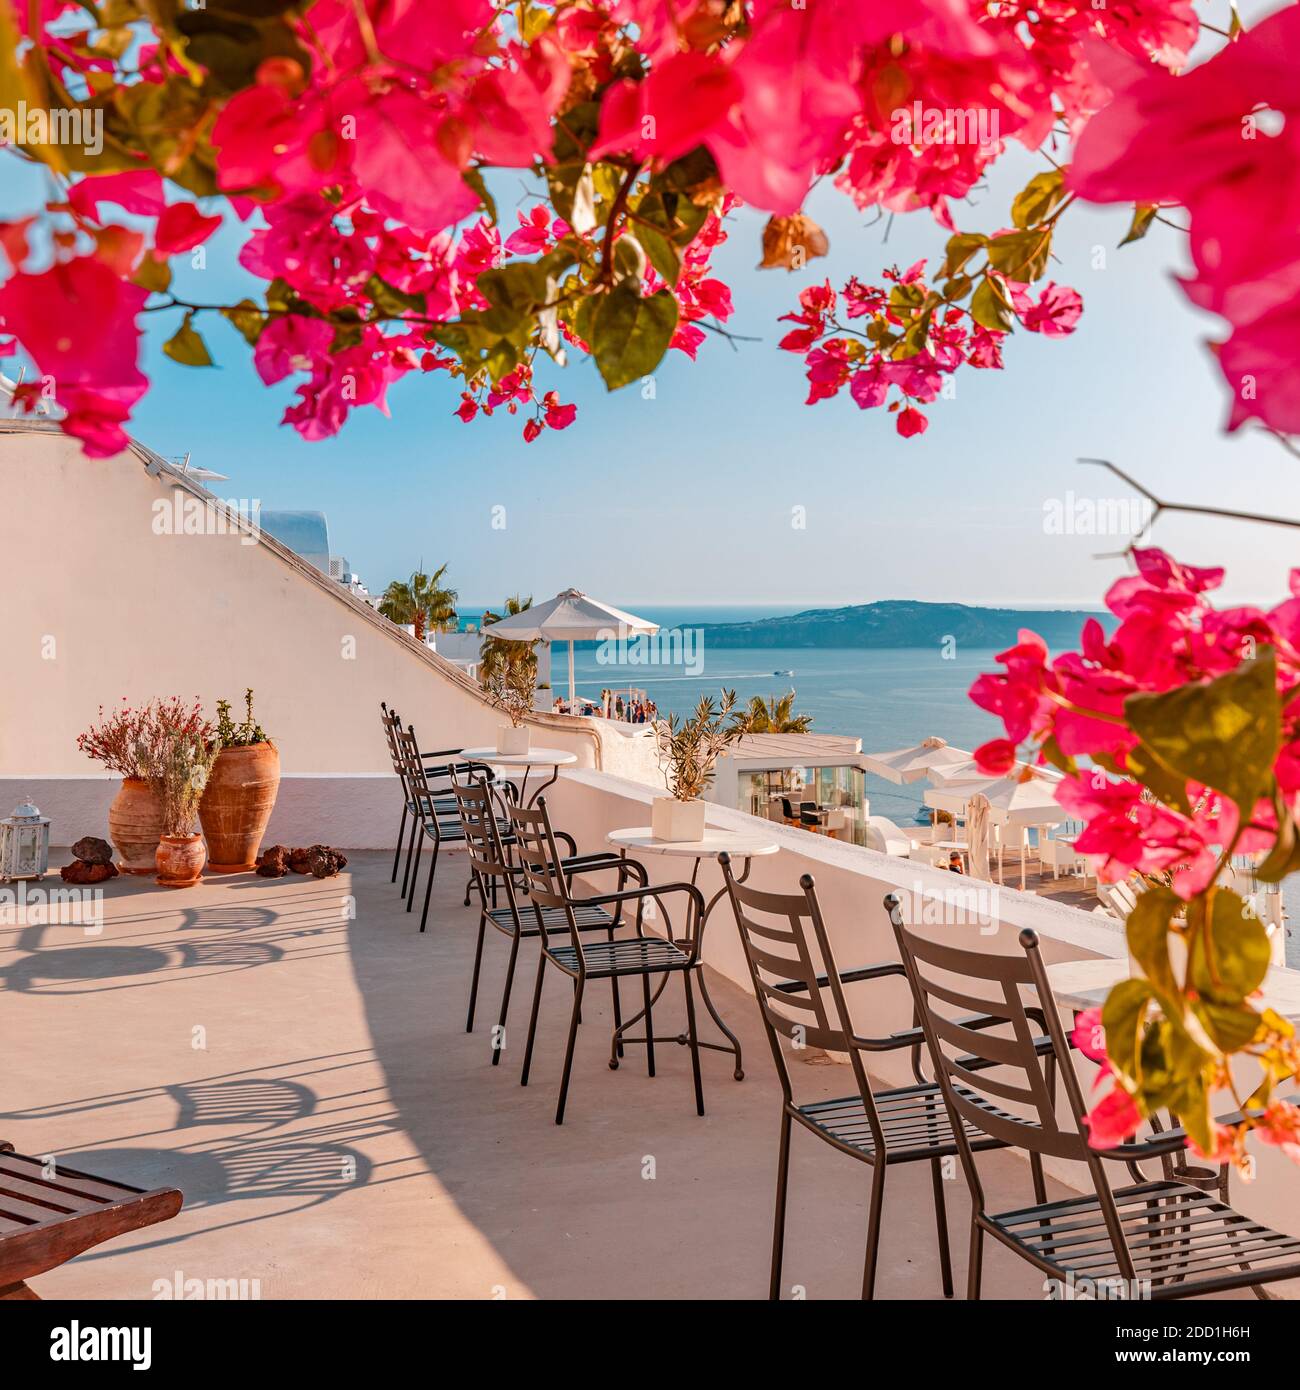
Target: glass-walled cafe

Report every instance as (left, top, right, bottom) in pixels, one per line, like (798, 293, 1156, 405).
(710, 734, 870, 845)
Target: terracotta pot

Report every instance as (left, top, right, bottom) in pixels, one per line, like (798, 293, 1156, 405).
(107, 778, 164, 875)
(198, 742, 280, 872)
(155, 833, 206, 888)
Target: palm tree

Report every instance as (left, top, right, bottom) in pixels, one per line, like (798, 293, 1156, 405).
(479, 594, 536, 688)
(379, 564, 458, 642)
(731, 690, 813, 735)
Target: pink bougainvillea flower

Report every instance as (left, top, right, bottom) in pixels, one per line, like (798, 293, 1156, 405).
(252, 314, 334, 385)
(153, 203, 223, 257)
(590, 51, 742, 166)
(896, 406, 928, 437)
(973, 738, 1017, 776)
(1019, 282, 1083, 336)
(522, 417, 543, 443)
(1254, 1101, 1300, 1164)
(504, 205, 553, 257)
(1069, 1007, 1111, 1075)
(67, 168, 165, 222)
(0, 256, 148, 412)
(468, 35, 571, 166)
(543, 391, 576, 429)
(1083, 1084, 1141, 1148)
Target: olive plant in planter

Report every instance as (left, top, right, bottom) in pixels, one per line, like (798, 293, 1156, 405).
(199, 690, 280, 873)
(651, 690, 739, 842)
(150, 705, 218, 889)
(483, 657, 536, 755)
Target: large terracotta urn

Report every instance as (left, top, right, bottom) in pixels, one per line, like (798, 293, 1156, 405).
(199, 743, 280, 872)
(107, 777, 164, 875)
(155, 833, 207, 888)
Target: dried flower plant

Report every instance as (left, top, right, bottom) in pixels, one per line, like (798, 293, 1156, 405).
(152, 728, 219, 837)
(654, 689, 740, 802)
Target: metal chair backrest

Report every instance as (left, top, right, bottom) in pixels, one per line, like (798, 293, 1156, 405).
(380, 702, 409, 787)
(720, 856, 884, 1148)
(885, 893, 1138, 1280)
(504, 797, 593, 957)
(451, 771, 514, 886)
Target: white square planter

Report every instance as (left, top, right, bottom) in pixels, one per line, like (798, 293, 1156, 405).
(651, 797, 706, 843)
(496, 725, 530, 755)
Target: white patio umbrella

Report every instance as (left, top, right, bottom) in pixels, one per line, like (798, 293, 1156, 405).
(478, 587, 659, 709)
(928, 757, 1063, 786)
(925, 773, 1067, 888)
(861, 737, 971, 784)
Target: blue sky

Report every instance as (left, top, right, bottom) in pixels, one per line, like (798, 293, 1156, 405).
(4, 37, 1297, 612)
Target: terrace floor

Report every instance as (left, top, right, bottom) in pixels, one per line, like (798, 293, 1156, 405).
(0, 850, 1212, 1300)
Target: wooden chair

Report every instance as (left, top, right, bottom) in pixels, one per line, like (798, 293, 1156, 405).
(886, 895, 1300, 1300)
(0, 1143, 182, 1299)
(719, 859, 1051, 1300)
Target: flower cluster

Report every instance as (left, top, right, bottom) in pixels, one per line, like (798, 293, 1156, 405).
(779, 261, 1081, 436)
(970, 550, 1300, 1164)
(0, 0, 1252, 459)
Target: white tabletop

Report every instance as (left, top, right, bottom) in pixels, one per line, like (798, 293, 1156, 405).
(606, 826, 780, 859)
(458, 747, 578, 768)
(1046, 956, 1300, 1024)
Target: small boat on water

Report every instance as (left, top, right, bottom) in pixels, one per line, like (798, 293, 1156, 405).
(774, 669, 794, 677)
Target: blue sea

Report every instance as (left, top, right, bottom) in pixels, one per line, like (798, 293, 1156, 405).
(461, 604, 1004, 825)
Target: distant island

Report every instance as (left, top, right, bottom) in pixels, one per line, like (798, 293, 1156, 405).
(697, 600, 1106, 649)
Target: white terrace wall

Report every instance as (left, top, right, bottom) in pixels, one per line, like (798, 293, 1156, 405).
(546, 768, 1300, 1283)
(0, 424, 660, 846)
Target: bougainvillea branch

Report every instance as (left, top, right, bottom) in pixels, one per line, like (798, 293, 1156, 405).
(0, 1, 1292, 457)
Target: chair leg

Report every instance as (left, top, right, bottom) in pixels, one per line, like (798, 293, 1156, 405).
(640, 971, 657, 1078)
(405, 826, 424, 911)
(520, 951, 547, 1087)
(967, 1218, 984, 1300)
(555, 977, 585, 1126)
(401, 814, 420, 899)
(391, 803, 407, 883)
(607, 928, 624, 1060)
(418, 840, 438, 933)
(466, 915, 487, 1032)
(492, 931, 521, 1066)
(1030, 1151, 1047, 1206)
(930, 1157, 954, 1298)
(682, 970, 704, 1117)
(770, 1110, 793, 1301)
(860, 1164, 887, 1300)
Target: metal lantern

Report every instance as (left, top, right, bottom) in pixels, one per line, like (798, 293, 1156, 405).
(0, 800, 50, 882)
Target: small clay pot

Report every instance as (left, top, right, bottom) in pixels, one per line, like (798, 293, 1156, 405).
(155, 833, 207, 889)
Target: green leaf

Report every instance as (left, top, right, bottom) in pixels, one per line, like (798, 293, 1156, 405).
(1011, 168, 1067, 230)
(636, 220, 682, 287)
(132, 256, 172, 295)
(1124, 646, 1281, 813)
(939, 232, 987, 280)
(1120, 204, 1158, 247)
(1101, 978, 1155, 1087)
(366, 275, 426, 319)
(162, 313, 213, 367)
(969, 277, 1014, 333)
(1125, 887, 1182, 1002)
(986, 228, 1052, 282)
(475, 263, 549, 335)
(1123, 740, 1191, 815)
(1193, 1000, 1264, 1053)
(461, 166, 496, 225)
(588, 284, 678, 391)
(220, 299, 265, 346)
(1186, 889, 1271, 1004)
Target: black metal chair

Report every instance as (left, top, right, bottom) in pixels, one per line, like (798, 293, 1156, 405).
(719, 856, 1051, 1301)
(394, 723, 519, 932)
(451, 773, 647, 1063)
(509, 797, 707, 1125)
(886, 893, 1300, 1300)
